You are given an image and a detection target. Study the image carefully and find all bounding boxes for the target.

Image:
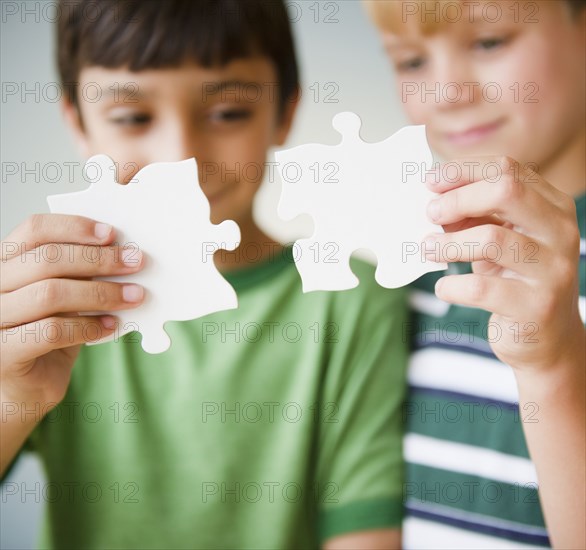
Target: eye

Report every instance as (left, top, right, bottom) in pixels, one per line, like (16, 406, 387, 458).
(473, 37, 507, 51)
(109, 112, 152, 127)
(396, 57, 426, 72)
(208, 108, 253, 123)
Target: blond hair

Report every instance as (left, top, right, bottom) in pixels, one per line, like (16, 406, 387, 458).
(364, 0, 586, 35)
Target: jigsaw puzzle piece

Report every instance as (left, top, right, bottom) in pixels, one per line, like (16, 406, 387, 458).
(370, 124, 444, 288)
(276, 141, 360, 291)
(293, 238, 359, 292)
(276, 112, 446, 292)
(48, 154, 240, 354)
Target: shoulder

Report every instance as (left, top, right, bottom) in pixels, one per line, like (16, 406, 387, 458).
(337, 256, 407, 311)
(318, 257, 408, 339)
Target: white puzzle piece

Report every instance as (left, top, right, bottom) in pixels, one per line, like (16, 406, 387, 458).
(47, 155, 240, 354)
(275, 112, 446, 292)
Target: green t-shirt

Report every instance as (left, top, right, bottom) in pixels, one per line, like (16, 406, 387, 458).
(26, 246, 408, 549)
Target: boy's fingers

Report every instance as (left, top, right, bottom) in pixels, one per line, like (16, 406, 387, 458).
(1, 214, 115, 261)
(1, 279, 144, 328)
(0, 244, 143, 293)
(426, 156, 559, 203)
(426, 177, 561, 237)
(441, 215, 507, 234)
(434, 273, 534, 318)
(422, 225, 547, 275)
(1, 315, 118, 365)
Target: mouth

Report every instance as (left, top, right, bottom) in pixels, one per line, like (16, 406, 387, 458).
(443, 118, 505, 147)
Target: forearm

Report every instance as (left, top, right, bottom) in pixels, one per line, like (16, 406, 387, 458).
(323, 528, 401, 549)
(514, 331, 586, 549)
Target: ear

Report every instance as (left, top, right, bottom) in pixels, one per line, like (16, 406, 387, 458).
(273, 87, 301, 146)
(61, 97, 91, 158)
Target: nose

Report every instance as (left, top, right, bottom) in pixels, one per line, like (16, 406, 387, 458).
(114, 117, 203, 185)
(430, 52, 480, 110)
(149, 118, 221, 193)
(153, 117, 201, 163)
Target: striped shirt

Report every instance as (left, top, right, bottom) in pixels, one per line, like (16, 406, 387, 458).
(403, 193, 586, 549)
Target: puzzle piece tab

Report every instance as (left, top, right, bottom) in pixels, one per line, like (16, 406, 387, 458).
(275, 112, 446, 292)
(47, 155, 240, 354)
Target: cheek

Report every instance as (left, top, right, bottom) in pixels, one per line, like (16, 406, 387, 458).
(490, 33, 585, 156)
(92, 143, 146, 185)
(210, 115, 276, 188)
(396, 79, 429, 125)
(482, 45, 546, 116)
(77, 115, 145, 184)
(114, 159, 143, 185)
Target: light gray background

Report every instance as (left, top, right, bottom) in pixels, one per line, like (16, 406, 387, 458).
(0, 1, 407, 547)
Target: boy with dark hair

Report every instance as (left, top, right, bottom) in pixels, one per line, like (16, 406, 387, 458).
(366, 0, 585, 547)
(0, 1, 407, 548)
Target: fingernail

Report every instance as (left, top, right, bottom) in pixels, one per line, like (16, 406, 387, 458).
(101, 315, 117, 330)
(123, 284, 144, 302)
(95, 223, 112, 240)
(122, 248, 142, 267)
(427, 199, 441, 221)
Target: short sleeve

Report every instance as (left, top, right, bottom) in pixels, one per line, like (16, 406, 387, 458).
(316, 267, 408, 543)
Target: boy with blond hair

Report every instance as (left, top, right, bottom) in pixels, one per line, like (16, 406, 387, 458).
(366, 0, 585, 547)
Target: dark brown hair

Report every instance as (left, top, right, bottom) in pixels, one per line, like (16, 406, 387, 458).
(568, 0, 586, 14)
(57, 0, 299, 114)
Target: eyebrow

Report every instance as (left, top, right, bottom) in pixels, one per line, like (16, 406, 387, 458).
(100, 79, 267, 103)
(200, 79, 265, 96)
(102, 83, 148, 102)
(383, 40, 423, 54)
(385, 42, 415, 51)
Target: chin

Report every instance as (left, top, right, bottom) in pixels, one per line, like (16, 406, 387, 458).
(435, 140, 513, 162)
(210, 208, 241, 226)
(209, 211, 227, 225)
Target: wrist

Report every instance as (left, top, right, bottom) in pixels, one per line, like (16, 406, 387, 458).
(513, 327, 585, 401)
(513, 312, 584, 374)
(1, 386, 57, 426)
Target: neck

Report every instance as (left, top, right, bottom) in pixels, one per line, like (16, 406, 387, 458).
(540, 128, 586, 198)
(214, 213, 282, 273)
